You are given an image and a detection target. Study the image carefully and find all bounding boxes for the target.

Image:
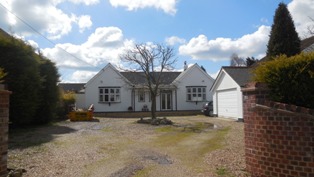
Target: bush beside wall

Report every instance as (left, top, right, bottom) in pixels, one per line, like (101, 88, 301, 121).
(254, 52, 314, 109)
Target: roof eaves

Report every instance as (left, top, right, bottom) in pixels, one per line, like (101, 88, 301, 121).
(209, 68, 224, 91)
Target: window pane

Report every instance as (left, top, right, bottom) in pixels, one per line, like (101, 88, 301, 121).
(110, 95, 115, 101)
(187, 94, 191, 101)
(198, 88, 201, 92)
(202, 88, 206, 92)
(100, 88, 121, 102)
(203, 94, 206, 100)
(198, 94, 202, 98)
(193, 88, 196, 92)
(187, 88, 191, 93)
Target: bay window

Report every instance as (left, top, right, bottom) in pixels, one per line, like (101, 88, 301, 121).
(186, 86, 206, 101)
(99, 87, 121, 103)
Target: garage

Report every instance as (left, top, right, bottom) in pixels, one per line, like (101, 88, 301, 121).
(211, 67, 251, 119)
(217, 89, 238, 118)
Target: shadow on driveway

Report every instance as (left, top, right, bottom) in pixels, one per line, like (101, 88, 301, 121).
(9, 123, 77, 150)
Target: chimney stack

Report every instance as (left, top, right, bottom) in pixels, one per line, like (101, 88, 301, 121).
(184, 61, 187, 71)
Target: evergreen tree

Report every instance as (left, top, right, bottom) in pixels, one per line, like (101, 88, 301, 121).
(0, 33, 60, 125)
(246, 57, 258, 66)
(0, 36, 41, 125)
(34, 54, 60, 124)
(266, 2, 301, 59)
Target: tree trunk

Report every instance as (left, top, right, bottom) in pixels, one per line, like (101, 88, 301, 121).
(151, 96, 157, 119)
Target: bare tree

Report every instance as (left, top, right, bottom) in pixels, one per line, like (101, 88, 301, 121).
(246, 56, 258, 67)
(307, 16, 314, 37)
(230, 53, 246, 66)
(120, 43, 177, 119)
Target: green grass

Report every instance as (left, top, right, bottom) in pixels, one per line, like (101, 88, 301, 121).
(201, 127, 230, 152)
(216, 167, 234, 177)
(155, 126, 175, 132)
(133, 165, 155, 177)
(152, 124, 231, 173)
(101, 127, 112, 132)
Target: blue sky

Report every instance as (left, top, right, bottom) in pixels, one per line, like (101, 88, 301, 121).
(1, 0, 313, 82)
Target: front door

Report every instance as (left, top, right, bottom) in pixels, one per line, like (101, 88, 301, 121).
(161, 92, 172, 110)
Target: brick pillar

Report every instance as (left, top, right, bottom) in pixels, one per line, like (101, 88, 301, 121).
(0, 87, 11, 177)
(242, 82, 314, 177)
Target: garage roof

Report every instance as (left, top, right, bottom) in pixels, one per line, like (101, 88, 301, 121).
(222, 67, 252, 87)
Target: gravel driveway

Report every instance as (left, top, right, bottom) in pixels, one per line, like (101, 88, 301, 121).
(8, 116, 247, 177)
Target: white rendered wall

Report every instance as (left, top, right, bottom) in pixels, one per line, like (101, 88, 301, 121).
(175, 66, 214, 111)
(213, 70, 243, 119)
(85, 66, 132, 112)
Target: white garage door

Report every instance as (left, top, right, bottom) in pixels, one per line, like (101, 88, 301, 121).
(217, 89, 238, 118)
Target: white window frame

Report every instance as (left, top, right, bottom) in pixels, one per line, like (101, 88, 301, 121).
(186, 86, 206, 101)
(99, 87, 121, 103)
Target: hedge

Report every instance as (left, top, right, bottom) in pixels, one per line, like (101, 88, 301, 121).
(253, 52, 314, 109)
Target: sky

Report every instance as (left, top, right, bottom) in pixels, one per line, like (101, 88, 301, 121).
(1, 0, 314, 83)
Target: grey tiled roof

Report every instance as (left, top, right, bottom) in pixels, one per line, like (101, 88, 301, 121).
(58, 83, 85, 93)
(299, 35, 314, 53)
(120, 72, 181, 85)
(222, 67, 252, 87)
(303, 43, 314, 53)
(300, 35, 314, 52)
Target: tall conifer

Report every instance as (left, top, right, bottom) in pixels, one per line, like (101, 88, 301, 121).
(266, 2, 300, 59)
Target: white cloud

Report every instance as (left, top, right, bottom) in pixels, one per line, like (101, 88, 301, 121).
(67, 0, 99, 5)
(84, 27, 124, 48)
(260, 18, 269, 24)
(0, 0, 98, 39)
(179, 25, 271, 61)
(165, 36, 186, 46)
(288, 0, 314, 38)
(109, 0, 178, 15)
(42, 27, 134, 69)
(77, 15, 92, 33)
(209, 70, 220, 80)
(27, 40, 39, 49)
(64, 70, 98, 83)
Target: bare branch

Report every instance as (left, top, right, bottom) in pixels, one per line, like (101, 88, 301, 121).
(306, 16, 314, 37)
(119, 43, 177, 119)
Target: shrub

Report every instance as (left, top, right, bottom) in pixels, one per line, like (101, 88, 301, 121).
(57, 91, 76, 119)
(253, 52, 314, 109)
(137, 117, 173, 125)
(0, 68, 6, 83)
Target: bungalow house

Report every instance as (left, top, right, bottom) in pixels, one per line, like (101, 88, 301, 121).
(82, 63, 214, 112)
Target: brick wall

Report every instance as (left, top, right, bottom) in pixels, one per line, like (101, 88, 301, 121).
(0, 89, 11, 177)
(242, 82, 314, 177)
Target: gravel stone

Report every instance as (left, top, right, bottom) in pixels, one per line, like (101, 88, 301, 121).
(8, 116, 247, 177)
